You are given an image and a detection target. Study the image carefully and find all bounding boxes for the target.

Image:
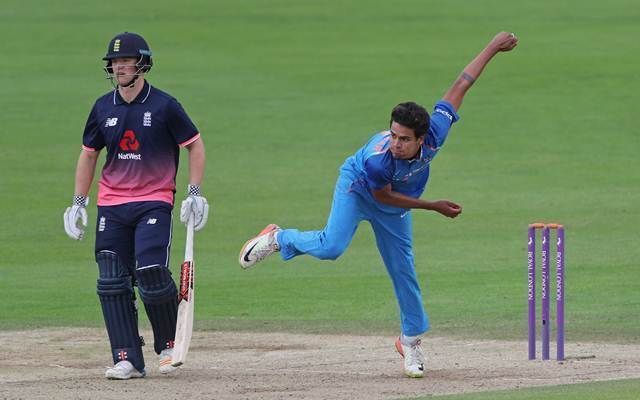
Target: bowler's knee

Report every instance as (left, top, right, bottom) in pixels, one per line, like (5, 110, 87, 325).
(319, 242, 347, 260)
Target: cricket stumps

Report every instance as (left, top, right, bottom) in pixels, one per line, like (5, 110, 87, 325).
(527, 222, 565, 361)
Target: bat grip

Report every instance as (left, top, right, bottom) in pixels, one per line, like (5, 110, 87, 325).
(184, 213, 195, 262)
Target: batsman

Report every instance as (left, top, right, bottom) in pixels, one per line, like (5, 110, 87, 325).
(240, 32, 518, 378)
(63, 32, 208, 379)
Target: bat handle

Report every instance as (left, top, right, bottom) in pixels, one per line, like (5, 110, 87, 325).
(184, 213, 195, 261)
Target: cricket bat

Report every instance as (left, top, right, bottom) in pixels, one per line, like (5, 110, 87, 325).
(172, 215, 195, 367)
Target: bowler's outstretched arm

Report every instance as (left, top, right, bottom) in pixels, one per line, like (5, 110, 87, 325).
(443, 31, 518, 111)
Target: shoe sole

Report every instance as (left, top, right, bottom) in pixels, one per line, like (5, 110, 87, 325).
(238, 224, 279, 269)
(105, 371, 146, 380)
(404, 370, 424, 378)
(106, 374, 145, 380)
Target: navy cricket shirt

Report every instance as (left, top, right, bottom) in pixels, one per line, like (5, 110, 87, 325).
(82, 80, 200, 206)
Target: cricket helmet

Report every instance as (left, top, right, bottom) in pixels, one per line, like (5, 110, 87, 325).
(103, 32, 153, 73)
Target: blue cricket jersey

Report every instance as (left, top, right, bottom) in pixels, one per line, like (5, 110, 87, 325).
(342, 100, 459, 214)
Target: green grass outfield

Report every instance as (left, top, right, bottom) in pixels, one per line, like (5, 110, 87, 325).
(413, 378, 640, 400)
(1, 0, 638, 397)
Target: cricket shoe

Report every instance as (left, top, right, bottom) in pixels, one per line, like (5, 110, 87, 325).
(105, 360, 146, 380)
(239, 224, 281, 269)
(395, 336, 425, 378)
(159, 348, 179, 374)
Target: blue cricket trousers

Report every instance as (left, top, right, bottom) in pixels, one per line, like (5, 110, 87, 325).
(277, 172, 429, 336)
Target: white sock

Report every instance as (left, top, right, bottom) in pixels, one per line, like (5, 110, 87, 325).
(401, 334, 421, 346)
(273, 230, 281, 250)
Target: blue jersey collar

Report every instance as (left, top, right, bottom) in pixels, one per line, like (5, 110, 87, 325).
(406, 145, 424, 163)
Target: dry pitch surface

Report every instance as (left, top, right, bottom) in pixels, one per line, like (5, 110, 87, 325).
(1, 328, 639, 399)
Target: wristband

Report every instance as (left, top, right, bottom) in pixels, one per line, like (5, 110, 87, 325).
(73, 195, 88, 207)
(187, 184, 202, 196)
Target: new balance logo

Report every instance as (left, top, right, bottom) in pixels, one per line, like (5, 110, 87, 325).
(147, 218, 157, 225)
(105, 118, 118, 127)
(99, 216, 106, 232)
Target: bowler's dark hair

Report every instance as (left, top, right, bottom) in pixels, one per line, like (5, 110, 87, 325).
(390, 102, 430, 138)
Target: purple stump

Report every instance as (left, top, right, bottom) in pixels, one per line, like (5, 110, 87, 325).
(541, 226, 551, 360)
(556, 226, 565, 360)
(527, 225, 539, 360)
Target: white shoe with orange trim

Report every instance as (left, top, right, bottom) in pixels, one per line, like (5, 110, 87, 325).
(395, 336, 425, 378)
(239, 224, 281, 269)
(159, 348, 179, 374)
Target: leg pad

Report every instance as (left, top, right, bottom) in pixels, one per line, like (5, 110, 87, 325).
(96, 250, 145, 371)
(136, 266, 179, 354)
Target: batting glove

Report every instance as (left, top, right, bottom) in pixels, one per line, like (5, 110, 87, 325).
(180, 185, 209, 231)
(63, 195, 89, 240)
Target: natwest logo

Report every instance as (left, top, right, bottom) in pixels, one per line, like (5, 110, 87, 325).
(118, 153, 142, 160)
(119, 130, 140, 151)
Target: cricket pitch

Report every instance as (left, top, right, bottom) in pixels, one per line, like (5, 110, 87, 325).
(1, 328, 639, 399)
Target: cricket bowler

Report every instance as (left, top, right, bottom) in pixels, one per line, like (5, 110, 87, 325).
(240, 31, 518, 378)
